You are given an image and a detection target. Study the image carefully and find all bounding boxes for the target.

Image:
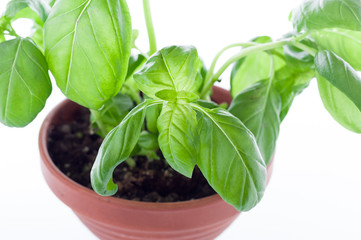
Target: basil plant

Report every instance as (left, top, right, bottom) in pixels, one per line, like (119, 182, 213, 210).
(0, 0, 361, 211)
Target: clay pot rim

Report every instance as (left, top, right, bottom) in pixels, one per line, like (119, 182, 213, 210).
(39, 99, 224, 211)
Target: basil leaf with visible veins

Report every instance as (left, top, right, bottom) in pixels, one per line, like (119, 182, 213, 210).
(44, 0, 132, 110)
(0, 38, 51, 127)
(192, 105, 267, 211)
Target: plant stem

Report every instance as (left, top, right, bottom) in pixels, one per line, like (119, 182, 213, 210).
(89, 110, 108, 137)
(203, 42, 260, 91)
(134, 46, 150, 59)
(1, 16, 20, 39)
(7, 29, 20, 38)
(0, 16, 7, 32)
(125, 158, 136, 169)
(290, 41, 317, 57)
(200, 38, 292, 97)
(143, 0, 157, 55)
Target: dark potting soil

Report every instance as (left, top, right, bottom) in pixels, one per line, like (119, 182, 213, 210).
(47, 107, 216, 202)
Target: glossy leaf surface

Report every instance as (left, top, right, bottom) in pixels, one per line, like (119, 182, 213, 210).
(311, 29, 361, 70)
(317, 75, 361, 133)
(134, 45, 202, 100)
(229, 80, 282, 165)
(230, 39, 285, 97)
(192, 105, 267, 211)
(44, 0, 132, 110)
(292, 0, 361, 31)
(157, 103, 198, 177)
(0, 38, 51, 127)
(91, 100, 161, 196)
(315, 50, 361, 112)
(196, 99, 220, 109)
(283, 39, 315, 71)
(231, 51, 271, 96)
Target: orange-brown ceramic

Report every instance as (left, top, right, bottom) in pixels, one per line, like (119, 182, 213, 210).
(39, 86, 274, 240)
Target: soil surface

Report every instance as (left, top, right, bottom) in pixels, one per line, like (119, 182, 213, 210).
(47, 107, 216, 202)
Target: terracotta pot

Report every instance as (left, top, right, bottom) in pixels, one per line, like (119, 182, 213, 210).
(39, 86, 274, 240)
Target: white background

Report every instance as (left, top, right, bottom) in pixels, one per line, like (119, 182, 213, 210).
(1, 0, 361, 239)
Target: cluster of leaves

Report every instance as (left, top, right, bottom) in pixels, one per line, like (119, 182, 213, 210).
(91, 45, 267, 211)
(1, 0, 361, 211)
(291, 0, 361, 133)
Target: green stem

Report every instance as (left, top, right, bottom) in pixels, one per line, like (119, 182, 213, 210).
(7, 29, 19, 38)
(0, 16, 8, 32)
(1, 17, 20, 38)
(89, 110, 108, 137)
(293, 31, 311, 42)
(125, 158, 136, 169)
(134, 46, 150, 59)
(200, 38, 293, 97)
(290, 41, 317, 57)
(143, 0, 157, 55)
(121, 84, 142, 104)
(203, 42, 260, 91)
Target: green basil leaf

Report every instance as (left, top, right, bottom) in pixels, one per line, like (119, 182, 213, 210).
(284, 45, 313, 68)
(283, 39, 315, 71)
(177, 91, 199, 102)
(134, 45, 202, 100)
(192, 105, 267, 211)
(155, 89, 177, 102)
(230, 36, 272, 97)
(317, 75, 361, 133)
(291, 0, 361, 32)
(138, 131, 159, 150)
(154, 89, 199, 103)
(126, 52, 146, 80)
(311, 28, 361, 70)
(231, 38, 285, 97)
(5, 0, 50, 22)
(196, 99, 220, 109)
(90, 92, 134, 137)
(49, 0, 56, 7)
(315, 50, 361, 112)
(145, 103, 161, 134)
(274, 67, 314, 120)
(91, 100, 161, 196)
(157, 102, 198, 178)
(44, 0, 132, 110)
(229, 80, 282, 165)
(198, 59, 208, 91)
(231, 52, 270, 96)
(0, 38, 51, 127)
(31, 24, 43, 50)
